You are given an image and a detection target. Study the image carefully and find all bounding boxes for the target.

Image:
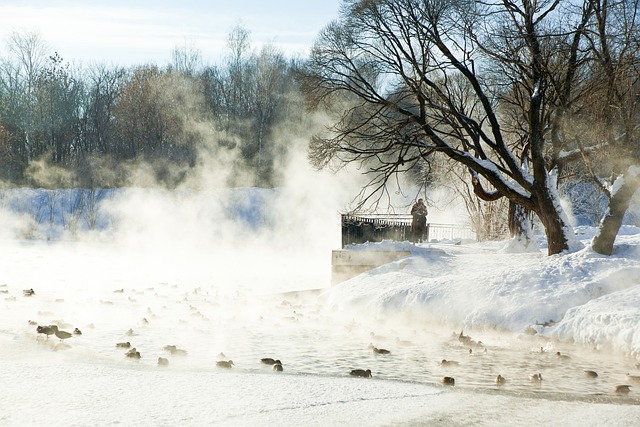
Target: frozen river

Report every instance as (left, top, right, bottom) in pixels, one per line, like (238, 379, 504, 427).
(1, 239, 640, 426)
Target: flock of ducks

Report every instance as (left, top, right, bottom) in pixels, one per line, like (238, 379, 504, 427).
(214, 357, 284, 371)
(432, 331, 638, 394)
(433, 331, 639, 394)
(30, 320, 640, 394)
(36, 324, 80, 342)
(21, 286, 640, 396)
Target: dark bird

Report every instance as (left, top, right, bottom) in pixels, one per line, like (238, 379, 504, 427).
(556, 351, 570, 360)
(458, 330, 471, 346)
(441, 376, 455, 386)
(125, 348, 141, 359)
(615, 385, 631, 394)
(261, 358, 282, 365)
(23, 288, 35, 296)
(163, 345, 187, 355)
(369, 343, 391, 355)
(158, 357, 169, 366)
(36, 325, 54, 340)
(440, 359, 459, 367)
(50, 325, 72, 342)
(584, 370, 598, 378)
(273, 363, 283, 372)
(626, 373, 640, 383)
(217, 360, 234, 368)
(495, 374, 506, 385)
(116, 342, 131, 348)
(529, 373, 543, 382)
(350, 369, 372, 378)
(73, 328, 82, 335)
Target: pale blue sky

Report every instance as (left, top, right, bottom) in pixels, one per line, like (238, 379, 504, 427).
(0, 0, 343, 66)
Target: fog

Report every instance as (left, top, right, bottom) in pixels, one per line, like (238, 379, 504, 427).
(5, 119, 640, 425)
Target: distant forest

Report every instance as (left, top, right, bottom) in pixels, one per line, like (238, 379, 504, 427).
(0, 27, 311, 189)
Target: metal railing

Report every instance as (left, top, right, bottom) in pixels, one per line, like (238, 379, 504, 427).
(341, 213, 475, 248)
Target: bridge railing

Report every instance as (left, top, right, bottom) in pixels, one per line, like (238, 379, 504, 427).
(341, 213, 475, 248)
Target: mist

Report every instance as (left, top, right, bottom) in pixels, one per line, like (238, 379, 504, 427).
(3, 138, 640, 425)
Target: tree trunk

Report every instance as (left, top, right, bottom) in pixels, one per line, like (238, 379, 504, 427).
(533, 182, 573, 255)
(592, 172, 640, 255)
(508, 201, 534, 247)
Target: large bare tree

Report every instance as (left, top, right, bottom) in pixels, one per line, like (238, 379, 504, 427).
(303, 0, 638, 255)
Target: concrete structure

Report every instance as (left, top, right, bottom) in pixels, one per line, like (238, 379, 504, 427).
(331, 249, 411, 285)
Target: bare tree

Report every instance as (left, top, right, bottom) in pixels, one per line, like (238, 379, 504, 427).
(33, 52, 83, 165)
(82, 64, 126, 155)
(2, 31, 50, 166)
(302, 0, 631, 255)
(584, 0, 640, 255)
(170, 40, 202, 77)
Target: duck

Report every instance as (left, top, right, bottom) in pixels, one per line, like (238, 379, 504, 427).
(73, 328, 82, 335)
(217, 360, 234, 368)
(556, 351, 570, 360)
(23, 288, 35, 296)
(369, 343, 391, 355)
(441, 376, 455, 386)
(458, 330, 471, 346)
(125, 348, 141, 359)
(529, 373, 543, 382)
(261, 358, 282, 365)
(36, 325, 54, 340)
(440, 359, 460, 367)
(50, 325, 72, 342)
(157, 357, 169, 366)
(116, 342, 131, 348)
(626, 373, 640, 383)
(615, 385, 631, 394)
(163, 345, 187, 356)
(350, 369, 372, 378)
(584, 370, 598, 378)
(272, 363, 283, 372)
(395, 337, 412, 347)
(495, 374, 506, 385)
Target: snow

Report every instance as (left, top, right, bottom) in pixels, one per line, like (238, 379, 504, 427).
(2, 188, 640, 425)
(325, 230, 640, 344)
(473, 156, 532, 198)
(547, 168, 583, 252)
(611, 175, 625, 198)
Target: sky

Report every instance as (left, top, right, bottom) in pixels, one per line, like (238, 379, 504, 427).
(0, 0, 344, 66)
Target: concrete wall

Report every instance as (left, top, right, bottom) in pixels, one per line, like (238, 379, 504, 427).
(331, 249, 411, 285)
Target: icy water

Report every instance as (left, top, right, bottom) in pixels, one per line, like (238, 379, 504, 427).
(1, 240, 640, 425)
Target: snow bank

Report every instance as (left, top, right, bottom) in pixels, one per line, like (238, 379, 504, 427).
(322, 228, 640, 359)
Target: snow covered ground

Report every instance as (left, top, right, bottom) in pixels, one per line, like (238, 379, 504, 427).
(326, 225, 640, 360)
(1, 187, 640, 425)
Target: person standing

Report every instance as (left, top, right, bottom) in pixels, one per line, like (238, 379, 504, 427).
(410, 198, 428, 243)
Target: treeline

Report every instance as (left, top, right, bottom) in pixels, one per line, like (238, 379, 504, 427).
(0, 27, 308, 188)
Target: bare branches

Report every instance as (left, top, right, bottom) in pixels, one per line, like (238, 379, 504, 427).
(304, 0, 640, 254)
